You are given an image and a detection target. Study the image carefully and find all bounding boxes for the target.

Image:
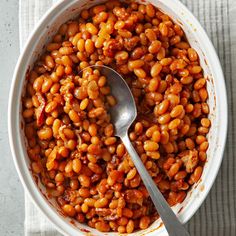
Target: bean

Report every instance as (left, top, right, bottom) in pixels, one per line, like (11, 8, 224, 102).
(168, 119, 181, 129)
(78, 175, 91, 187)
(148, 40, 161, 54)
(148, 77, 159, 92)
(127, 168, 137, 180)
(158, 113, 171, 124)
(139, 216, 150, 230)
(85, 39, 95, 54)
(168, 163, 180, 177)
(170, 105, 184, 118)
(32, 162, 42, 174)
(157, 100, 169, 115)
(94, 198, 108, 208)
(59, 47, 73, 55)
(189, 166, 203, 184)
(134, 68, 146, 78)
(86, 23, 98, 35)
(188, 48, 198, 61)
(144, 141, 159, 151)
(45, 101, 57, 113)
(72, 159, 82, 173)
(151, 63, 162, 77)
(37, 127, 53, 140)
(95, 221, 110, 232)
(146, 4, 155, 17)
(23, 108, 34, 118)
(62, 204, 76, 217)
(194, 78, 206, 90)
(201, 118, 211, 128)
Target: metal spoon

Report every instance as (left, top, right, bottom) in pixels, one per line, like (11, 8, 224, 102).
(84, 65, 190, 236)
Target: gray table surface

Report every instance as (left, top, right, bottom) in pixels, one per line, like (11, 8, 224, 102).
(0, 0, 24, 236)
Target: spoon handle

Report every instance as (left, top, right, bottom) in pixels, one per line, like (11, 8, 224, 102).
(122, 134, 190, 236)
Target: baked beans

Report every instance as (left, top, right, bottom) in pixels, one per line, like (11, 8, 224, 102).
(23, 1, 210, 233)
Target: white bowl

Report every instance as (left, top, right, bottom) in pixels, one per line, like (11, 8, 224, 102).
(8, 0, 228, 235)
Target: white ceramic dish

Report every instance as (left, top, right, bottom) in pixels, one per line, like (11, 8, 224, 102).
(8, 0, 227, 235)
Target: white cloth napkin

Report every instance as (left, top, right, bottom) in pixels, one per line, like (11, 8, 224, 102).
(20, 0, 236, 235)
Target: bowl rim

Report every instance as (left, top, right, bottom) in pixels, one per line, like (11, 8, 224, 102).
(8, 0, 228, 235)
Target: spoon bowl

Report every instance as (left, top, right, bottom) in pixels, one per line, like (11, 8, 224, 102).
(89, 65, 137, 136)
